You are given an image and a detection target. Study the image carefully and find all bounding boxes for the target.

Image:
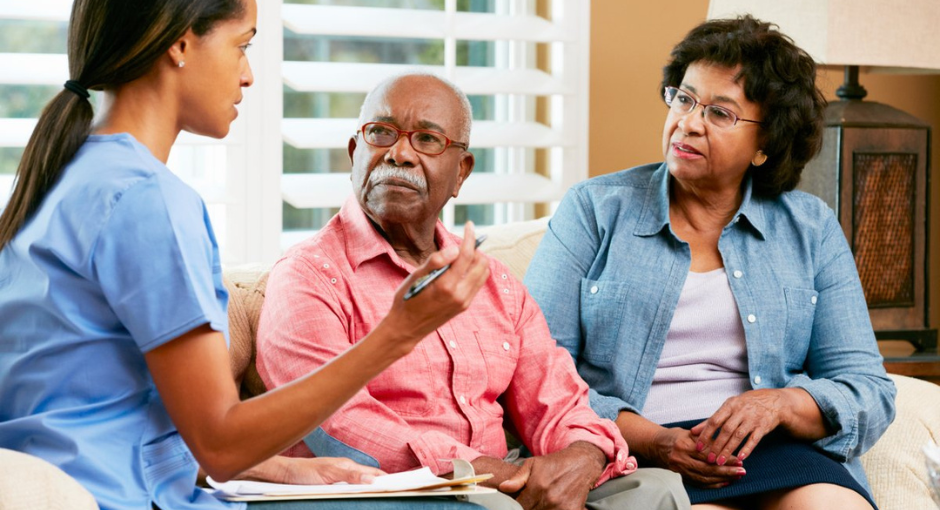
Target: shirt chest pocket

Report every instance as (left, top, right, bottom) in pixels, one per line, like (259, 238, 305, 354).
(477, 331, 521, 397)
(783, 287, 819, 366)
(355, 322, 434, 417)
(579, 278, 633, 363)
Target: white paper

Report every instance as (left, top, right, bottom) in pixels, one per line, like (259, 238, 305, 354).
(208, 467, 448, 497)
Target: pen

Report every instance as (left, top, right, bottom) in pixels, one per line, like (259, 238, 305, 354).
(403, 234, 487, 301)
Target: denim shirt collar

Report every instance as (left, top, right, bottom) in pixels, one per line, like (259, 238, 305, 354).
(634, 163, 766, 240)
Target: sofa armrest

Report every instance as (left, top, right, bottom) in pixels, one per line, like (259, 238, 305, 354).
(860, 374, 940, 510)
(0, 449, 98, 510)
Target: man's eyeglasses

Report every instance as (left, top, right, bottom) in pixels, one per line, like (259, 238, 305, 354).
(359, 122, 469, 156)
(663, 86, 763, 129)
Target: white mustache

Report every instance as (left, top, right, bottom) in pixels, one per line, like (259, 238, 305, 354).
(369, 166, 427, 190)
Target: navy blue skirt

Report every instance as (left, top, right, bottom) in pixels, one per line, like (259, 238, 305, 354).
(662, 419, 877, 508)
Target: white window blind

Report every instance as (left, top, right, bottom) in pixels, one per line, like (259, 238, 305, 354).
(275, 0, 590, 252)
(0, 0, 589, 264)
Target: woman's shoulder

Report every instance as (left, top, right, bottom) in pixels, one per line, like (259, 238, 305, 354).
(573, 162, 663, 193)
(765, 189, 838, 228)
(756, 189, 843, 251)
(66, 134, 203, 215)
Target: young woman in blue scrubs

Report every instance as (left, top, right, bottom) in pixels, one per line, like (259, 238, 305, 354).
(0, 1, 489, 509)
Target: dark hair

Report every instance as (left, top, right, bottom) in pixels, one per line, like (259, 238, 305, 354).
(662, 15, 827, 198)
(0, 0, 245, 248)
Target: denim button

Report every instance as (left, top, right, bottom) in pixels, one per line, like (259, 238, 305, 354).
(733, 270, 743, 279)
(747, 314, 756, 323)
(754, 375, 762, 385)
(811, 296, 817, 304)
(590, 285, 598, 294)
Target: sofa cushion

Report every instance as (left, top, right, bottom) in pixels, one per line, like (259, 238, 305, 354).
(0, 449, 97, 510)
(478, 217, 549, 281)
(224, 267, 270, 400)
(860, 373, 940, 510)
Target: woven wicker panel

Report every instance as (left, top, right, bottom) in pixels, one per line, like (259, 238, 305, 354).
(852, 153, 916, 307)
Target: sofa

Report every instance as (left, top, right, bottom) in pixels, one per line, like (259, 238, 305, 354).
(3, 218, 939, 510)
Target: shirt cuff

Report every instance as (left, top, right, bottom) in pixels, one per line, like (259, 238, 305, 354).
(408, 430, 487, 475)
(557, 430, 637, 487)
(785, 374, 856, 460)
(589, 389, 635, 422)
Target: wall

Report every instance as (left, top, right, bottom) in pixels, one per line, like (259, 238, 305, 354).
(589, 0, 940, 330)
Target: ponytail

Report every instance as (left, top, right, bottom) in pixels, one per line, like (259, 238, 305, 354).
(0, 86, 93, 247)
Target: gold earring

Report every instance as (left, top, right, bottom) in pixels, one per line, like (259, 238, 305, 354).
(752, 150, 767, 167)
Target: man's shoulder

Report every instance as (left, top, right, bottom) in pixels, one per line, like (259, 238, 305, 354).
(277, 216, 348, 274)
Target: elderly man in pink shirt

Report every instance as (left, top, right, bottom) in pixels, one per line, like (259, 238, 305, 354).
(256, 73, 688, 510)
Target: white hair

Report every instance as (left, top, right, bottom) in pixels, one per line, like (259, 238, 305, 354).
(358, 71, 473, 144)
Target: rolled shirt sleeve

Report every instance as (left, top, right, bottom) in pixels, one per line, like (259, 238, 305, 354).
(785, 213, 896, 460)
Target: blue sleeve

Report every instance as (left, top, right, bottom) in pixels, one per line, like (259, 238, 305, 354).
(785, 211, 896, 461)
(92, 175, 229, 353)
(524, 186, 636, 420)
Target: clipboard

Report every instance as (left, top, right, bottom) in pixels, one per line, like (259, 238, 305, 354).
(208, 460, 496, 502)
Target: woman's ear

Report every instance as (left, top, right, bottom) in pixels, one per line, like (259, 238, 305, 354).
(166, 31, 193, 68)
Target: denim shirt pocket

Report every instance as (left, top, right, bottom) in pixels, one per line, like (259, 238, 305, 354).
(579, 278, 631, 363)
(783, 287, 819, 368)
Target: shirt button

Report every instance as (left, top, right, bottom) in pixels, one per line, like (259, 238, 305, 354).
(811, 296, 817, 305)
(330, 278, 337, 284)
(590, 285, 598, 294)
(626, 462, 636, 470)
(449, 340, 457, 349)
(323, 263, 330, 269)
(616, 451, 624, 462)
(503, 288, 510, 294)
(747, 314, 757, 323)
(754, 375, 762, 385)
(502, 342, 510, 351)
(733, 270, 743, 279)
(501, 274, 508, 280)
(733, 216, 740, 223)
(459, 395, 466, 404)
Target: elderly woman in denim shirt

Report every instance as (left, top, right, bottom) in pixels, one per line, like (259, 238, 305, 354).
(525, 15, 895, 510)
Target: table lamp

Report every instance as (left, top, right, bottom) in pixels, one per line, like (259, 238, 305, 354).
(706, 0, 937, 352)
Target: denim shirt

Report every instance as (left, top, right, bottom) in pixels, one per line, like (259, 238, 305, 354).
(524, 163, 896, 488)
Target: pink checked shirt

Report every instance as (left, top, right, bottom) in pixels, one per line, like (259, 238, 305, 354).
(256, 198, 635, 483)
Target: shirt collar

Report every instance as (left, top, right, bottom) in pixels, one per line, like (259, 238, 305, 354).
(340, 195, 456, 271)
(634, 163, 766, 240)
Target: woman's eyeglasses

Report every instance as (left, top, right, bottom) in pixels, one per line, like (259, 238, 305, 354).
(663, 86, 763, 129)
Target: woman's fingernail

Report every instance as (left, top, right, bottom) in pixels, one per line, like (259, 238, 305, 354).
(696, 442, 704, 452)
(736, 468, 747, 476)
(707, 452, 717, 463)
(738, 452, 748, 461)
(720, 482, 730, 488)
(717, 455, 726, 466)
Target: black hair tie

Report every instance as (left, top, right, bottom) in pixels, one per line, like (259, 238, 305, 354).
(64, 80, 90, 99)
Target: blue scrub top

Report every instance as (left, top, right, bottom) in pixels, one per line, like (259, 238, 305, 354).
(0, 134, 243, 510)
